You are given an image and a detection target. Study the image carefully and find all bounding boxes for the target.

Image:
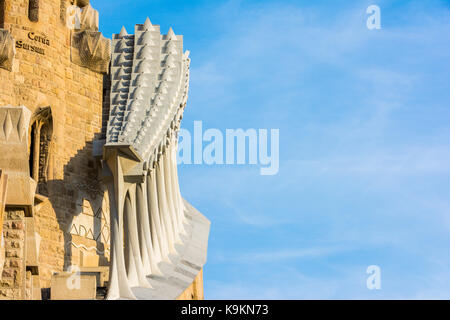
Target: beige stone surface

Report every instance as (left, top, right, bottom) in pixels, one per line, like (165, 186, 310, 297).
(0, 208, 26, 300)
(31, 275, 41, 300)
(25, 217, 41, 267)
(0, 170, 7, 281)
(50, 273, 96, 300)
(0, 29, 15, 71)
(79, 266, 109, 287)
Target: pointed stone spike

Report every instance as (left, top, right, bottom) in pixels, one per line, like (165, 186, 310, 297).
(116, 53, 126, 66)
(167, 27, 177, 40)
(117, 68, 126, 79)
(117, 79, 126, 90)
(144, 17, 152, 30)
(119, 26, 128, 37)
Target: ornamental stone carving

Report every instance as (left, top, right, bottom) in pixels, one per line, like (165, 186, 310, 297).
(0, 29, 15, 72)
(65, 0, 99, 31)
(71, 30, 111, 74)
(66, 4, 81, 30)
(79, 4, 99, 31)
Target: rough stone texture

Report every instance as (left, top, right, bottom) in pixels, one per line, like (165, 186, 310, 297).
(59, 0, 67, 25)
(33, 197, 65, 290)
(0, 208, 26, 300)
(0, 171, 7, 281)
(0, 28, 15, 71)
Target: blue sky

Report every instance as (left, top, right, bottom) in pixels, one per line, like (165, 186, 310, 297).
(94, 0, 450, 299)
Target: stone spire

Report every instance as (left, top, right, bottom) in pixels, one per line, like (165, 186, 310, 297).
(119, 26, 128, 37)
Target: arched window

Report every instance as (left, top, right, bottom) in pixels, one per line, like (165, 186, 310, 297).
(29, 107, 52, 196)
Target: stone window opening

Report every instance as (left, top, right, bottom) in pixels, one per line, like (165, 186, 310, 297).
(28, 107, 53, 196)
(28, 0, 39, 22)
(0, 0, 5, 28)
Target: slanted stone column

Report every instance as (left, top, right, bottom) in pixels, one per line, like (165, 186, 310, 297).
(103, 18, 209, 301)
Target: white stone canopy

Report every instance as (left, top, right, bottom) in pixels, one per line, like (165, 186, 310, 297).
(103, 18, 210, 300)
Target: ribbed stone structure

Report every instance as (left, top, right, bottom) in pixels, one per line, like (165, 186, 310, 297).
(103, 18, 210, 300)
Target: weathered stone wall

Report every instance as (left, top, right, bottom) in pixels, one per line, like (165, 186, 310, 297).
(0, 0, 107, 298)
(0, 171, 7, 280)
(33, 199, 64, 290)
(0, 208, 26, 300)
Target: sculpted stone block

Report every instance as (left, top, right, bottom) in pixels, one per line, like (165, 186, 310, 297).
(0, 29, 15, 72)
(0, 106, 32, 174)
(51, 273, 97, 300)
(0, 106, 37, 207)
(31, 275, 41, 300)
(80, 4, 99, 31)
(66, 5, 81, 30)
(66, 1, 98, 31)
(71, 30, 111, 74)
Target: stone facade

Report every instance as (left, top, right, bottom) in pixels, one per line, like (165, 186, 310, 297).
(0, 0, 110, 299)
(0, 0, 208, 300)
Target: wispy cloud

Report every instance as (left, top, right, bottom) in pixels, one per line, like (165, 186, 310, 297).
(217, 246, 352, 263)
(97, 0, 450, 299)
